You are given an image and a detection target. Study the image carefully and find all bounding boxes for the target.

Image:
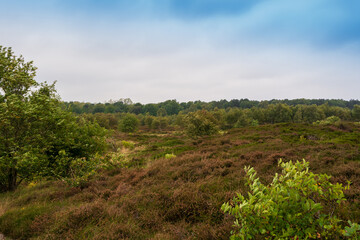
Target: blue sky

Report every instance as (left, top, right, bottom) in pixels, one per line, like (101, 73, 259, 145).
(0, 0, 359, 103)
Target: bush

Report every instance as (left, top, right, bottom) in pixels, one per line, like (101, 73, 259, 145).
(185, 110, 219, 138)
(314, 115, 341, 125)
(121, 140, 135, 150)
(165, 153, 176, 159)
(119, 114, 139, 133)
(222, 159, 359, 239)
(58, 153, 100, 188)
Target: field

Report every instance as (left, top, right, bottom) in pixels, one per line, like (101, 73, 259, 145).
(0, 122, 360, 239)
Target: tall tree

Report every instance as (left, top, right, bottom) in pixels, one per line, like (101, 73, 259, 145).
(0, 46, 106, 192)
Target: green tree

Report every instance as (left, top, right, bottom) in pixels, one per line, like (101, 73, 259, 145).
(266, 103, 293, 123)
(119, 113, 139, 133)
(143, 103, 158, 116)
(293, 105, 325, 123)
(0, 46, 107, 192)
(185, 110, 219, 137)
(352, 105, 360, 121)
(250, 107, 265, 124)
(157, 107, 167, 117)
(224, 108, 242, 129)
(163, 99, 181, 115)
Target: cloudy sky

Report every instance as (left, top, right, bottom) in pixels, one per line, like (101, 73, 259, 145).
(1, 0, 359, 103)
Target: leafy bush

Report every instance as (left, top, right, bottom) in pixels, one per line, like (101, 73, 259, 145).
(250, 119, 259, 126)
(119, 114, 139, 133)
(185, 110, 219, 137)
(150, 117, 168, 130)
(165, 153, 176, 159)
(100, 151, 131, 169)
(222, 159, 359, 239)
(57, 153, 100, 188)
(313, 115, 341, 125)
(144, 114, 154, 128)
(121, 140, 135, 150)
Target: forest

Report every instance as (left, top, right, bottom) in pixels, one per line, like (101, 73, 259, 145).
(65, 98, 360, 116)
(67, 99, 360, 133)
(1, 46, 360, 239)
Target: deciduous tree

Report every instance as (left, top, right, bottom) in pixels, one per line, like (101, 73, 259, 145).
(0, 46, 106, 192)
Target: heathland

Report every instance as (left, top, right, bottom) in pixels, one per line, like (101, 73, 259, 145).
(1, 121, 360, 239)
(1, 46, 360, 239)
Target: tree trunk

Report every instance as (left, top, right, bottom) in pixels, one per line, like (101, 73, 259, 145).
(8, 168, 17, 191)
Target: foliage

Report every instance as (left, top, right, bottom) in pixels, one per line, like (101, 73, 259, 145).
(250, 119, 259, 126)
(67, 100, 360, 133)
(121, 140, 135, 149)
(351, 105, 360, 121)
(344, 221, 360, 238)
(144, 114, 154, 128)
(58, 153, 101, 188)
(234, 114, 251, 128)
(225, 109, 242, 128)
(118, 114, 139, 133)
(185, 110, 219, 137)
(0, 46, 107, 192)
(222, 159, 358, 239)
(266, 103, 293, 123)
(164, 153, 176, 159)
(100, 151, 130, 169)
(83, 113, 118, 129)
(314, 115, 341, 125)
(294, 105, 325, 123)
(64, 98, 360, 115)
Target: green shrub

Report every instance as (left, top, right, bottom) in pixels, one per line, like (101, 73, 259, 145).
(234, 115, 251, 128)
(119, 114, 139, 133)
(101, 151, 131, 169)
(314, 115, 341, 125)
(185, 110, 219, 137)
(144, 115, 154, 128)
(250, 119, 259, 126)
(121, 140, 135, 150)
(58, 154, 99, 188)
(222, 159, 359, 239)
(165, 153, 176, 159)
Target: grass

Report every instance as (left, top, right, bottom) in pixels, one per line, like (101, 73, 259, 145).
(0, 123, 360, 239)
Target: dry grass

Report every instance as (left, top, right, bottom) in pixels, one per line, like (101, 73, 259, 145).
(0, 197, 10, 217)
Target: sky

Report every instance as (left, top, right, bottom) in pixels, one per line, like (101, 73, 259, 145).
(0, 0, 359, 103)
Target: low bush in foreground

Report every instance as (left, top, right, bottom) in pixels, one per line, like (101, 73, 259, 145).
(222, 159, 359, 239)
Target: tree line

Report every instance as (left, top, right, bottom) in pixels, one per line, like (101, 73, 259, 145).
(65, 98, 360, 116)
(81, 103, 360, 134)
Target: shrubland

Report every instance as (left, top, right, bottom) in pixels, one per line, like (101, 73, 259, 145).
(1, 46, 359, 239)
(1, 122, 360, 239)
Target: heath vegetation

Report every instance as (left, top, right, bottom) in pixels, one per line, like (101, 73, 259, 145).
(1, 46, 359, 239)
